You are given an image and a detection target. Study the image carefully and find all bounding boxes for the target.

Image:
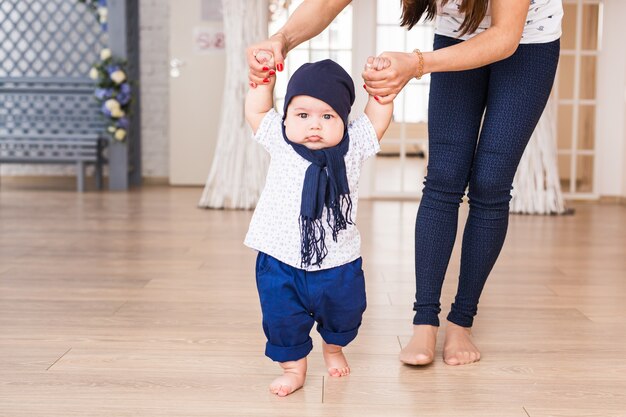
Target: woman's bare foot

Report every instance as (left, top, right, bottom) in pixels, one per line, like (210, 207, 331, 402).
(269, 357, 307, 397)
(322, 341, 350, 377)
(443, 321, 481, 365)
(399, 324, 438, 365)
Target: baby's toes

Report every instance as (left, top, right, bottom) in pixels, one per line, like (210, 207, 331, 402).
(277, 385, 292, 397)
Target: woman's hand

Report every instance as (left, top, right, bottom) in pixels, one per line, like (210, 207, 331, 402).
(362, 51, 421, 104)
(247, 50, 276, 89)
(246, 33, 289, 88)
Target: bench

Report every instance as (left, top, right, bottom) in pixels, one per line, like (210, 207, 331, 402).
(0, 77, 108, 191)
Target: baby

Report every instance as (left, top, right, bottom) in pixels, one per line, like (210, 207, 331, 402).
(245, 53, 393, 397)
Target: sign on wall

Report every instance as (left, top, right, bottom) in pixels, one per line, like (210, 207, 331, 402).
(193, 26, 225, 54)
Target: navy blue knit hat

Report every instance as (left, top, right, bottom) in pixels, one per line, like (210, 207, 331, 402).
(283, 59, 355, 127)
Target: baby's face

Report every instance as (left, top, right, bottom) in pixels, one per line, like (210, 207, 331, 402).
(284, 95, 344, 150)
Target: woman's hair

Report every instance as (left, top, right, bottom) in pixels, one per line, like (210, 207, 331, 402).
(400, 0, 489, 36)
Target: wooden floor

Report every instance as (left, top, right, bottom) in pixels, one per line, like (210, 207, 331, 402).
(1, 185, 625, 417)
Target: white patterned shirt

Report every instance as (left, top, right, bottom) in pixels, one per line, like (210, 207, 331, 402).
(244, 109, 380, 271)
(435, 0, 563, 44)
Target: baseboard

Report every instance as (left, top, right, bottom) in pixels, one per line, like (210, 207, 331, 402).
(598, 196, 626, 205)
(0, 175, 81, 191)
(0, 175, 170, 190)
(141, 176, 169, 186)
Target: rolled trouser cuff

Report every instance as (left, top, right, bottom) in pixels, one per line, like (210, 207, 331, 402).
(317, 325, 360, 347)
(265, 337, 313, 363)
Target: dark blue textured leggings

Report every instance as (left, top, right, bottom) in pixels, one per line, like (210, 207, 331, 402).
(413, 35, 560, 328)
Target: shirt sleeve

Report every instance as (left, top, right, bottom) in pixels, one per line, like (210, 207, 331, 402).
(252, 108, 283, 153)
(347, 114, 381, 162)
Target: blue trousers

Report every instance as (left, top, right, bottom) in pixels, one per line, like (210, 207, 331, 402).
(413, 35, 560, 328)
(256, 252, 367, 362)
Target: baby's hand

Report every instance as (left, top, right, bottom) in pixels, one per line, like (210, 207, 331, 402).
(363, 56, 395, 104)
(364, 55, 391, 72)
(254, 49, 275, 69)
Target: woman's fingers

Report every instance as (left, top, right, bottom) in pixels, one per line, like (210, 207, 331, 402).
(247, 49, 276, 86)
(246, 35, 287, 87)
(363, 83, 398, 98)
(362, 66, 391, 82)
(375, 93, 397, 105)
(269, 33, 288, 72)
(362, 51, 416, 96)
(368, 86, 398, 98)
(363, 70, 402, 93)
(246, 46, 269, 82)
(248, 50, 276, 87)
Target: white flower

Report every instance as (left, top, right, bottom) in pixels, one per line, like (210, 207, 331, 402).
(107, 126, 116, 133)
(110, 70, 126, 84)
(111, 108, 125, 118)
(100, 48, 112, 60)
(114, 129, 127, 141)
(89, 67, 98, 80)
(104, 99, 120, 111)
(98, 7, 108, 23)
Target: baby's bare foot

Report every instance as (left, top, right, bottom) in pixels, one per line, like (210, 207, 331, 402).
(269, 358, 307, 397)
(443, 321, 481, 365)
(399, 324, 438, 365)
(322, 341, 350, 377)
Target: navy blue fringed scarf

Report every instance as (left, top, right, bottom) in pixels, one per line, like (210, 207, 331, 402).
(282, 59, 356, 268)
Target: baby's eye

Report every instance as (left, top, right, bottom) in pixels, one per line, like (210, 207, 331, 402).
(322, 114, 333, 120)
(297, 113, 308, 119)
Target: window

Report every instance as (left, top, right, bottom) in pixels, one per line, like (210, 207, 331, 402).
(370, 0, 434, 197)
(556, 0, 602, 198)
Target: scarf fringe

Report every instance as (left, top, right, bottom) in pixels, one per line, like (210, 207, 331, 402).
(299, 215, 328, 268)
(325, 194, 354, 242)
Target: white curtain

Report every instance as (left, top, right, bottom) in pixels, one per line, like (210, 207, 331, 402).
(199, 0, 269, 209)
(510, 96, 566, 215)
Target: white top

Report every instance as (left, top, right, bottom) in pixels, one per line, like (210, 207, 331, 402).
(435, 0, 563, 44)
(244, 109, 380, 271)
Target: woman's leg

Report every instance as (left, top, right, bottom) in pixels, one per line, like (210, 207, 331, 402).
(444, 40, 560, 365)
(401, 35, 489, 365)
(411, 37, 490, 327)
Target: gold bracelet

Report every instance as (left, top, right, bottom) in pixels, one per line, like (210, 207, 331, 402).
(413, 48, 424, 80)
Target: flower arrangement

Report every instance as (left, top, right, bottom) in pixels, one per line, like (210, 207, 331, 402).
(89, 48, 132, 141)
(78, 0, 108, 31)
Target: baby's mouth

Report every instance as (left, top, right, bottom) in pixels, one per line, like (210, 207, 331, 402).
(306, 135, 322, 142)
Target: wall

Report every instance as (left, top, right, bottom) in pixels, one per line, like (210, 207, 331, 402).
(596, 0, 626, 197)
(623, 63, 626, 198)
(4, 0, 626, 195)
(139, 0, 170, 178)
